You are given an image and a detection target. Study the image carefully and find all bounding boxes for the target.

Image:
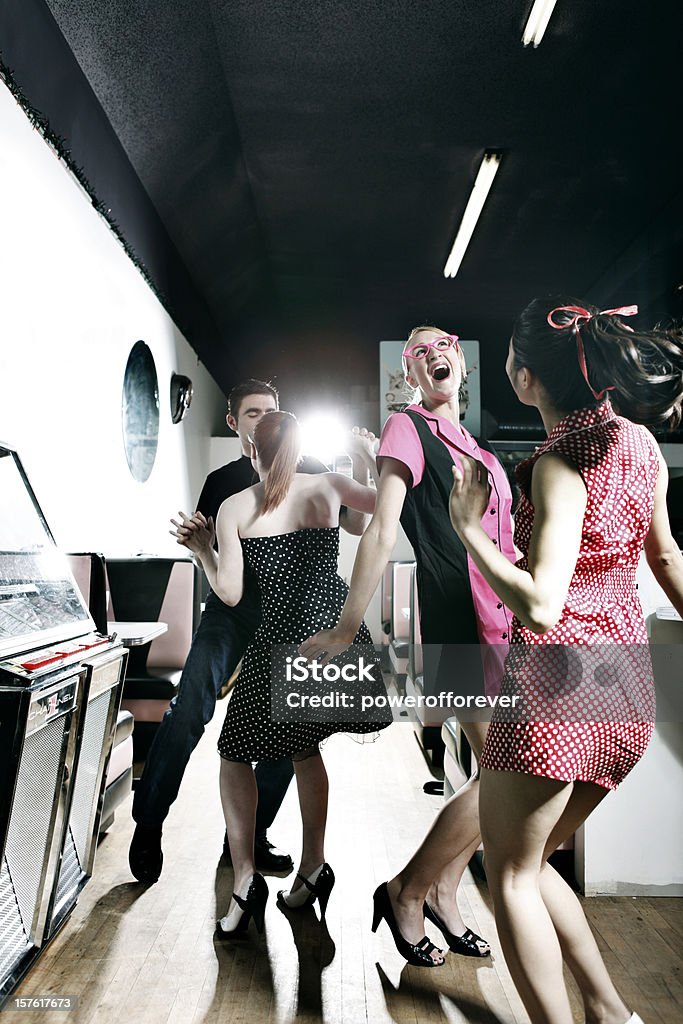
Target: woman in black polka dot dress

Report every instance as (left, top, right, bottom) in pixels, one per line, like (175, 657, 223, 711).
(448, 297, 683, 1024)
(173, 411, 390, 937)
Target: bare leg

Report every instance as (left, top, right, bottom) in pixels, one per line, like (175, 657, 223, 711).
(285, 749, 328, 897)
(538, 784, 631, 1024)
(219, 757, 258, 927)
(480, 768, 575, 1023)
(480, 768, 631, 1024)
(387, 721, 488, 961)
(539, 863, 630, 1024)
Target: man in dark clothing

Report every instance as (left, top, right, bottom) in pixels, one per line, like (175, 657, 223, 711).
(129, 379, 368, 883)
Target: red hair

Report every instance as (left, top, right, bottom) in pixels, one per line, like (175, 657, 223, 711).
(253, 412, 301, 513)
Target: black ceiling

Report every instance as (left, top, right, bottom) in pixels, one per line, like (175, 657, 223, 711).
(6, 0, 683, 427)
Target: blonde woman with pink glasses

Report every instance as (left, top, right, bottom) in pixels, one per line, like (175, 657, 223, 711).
(303, 325, 516, 967)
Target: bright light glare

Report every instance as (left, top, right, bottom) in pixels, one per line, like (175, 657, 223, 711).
(522, 0, 559, 47)
(443, 152, 501, 279)
(299, 414, 349, 467)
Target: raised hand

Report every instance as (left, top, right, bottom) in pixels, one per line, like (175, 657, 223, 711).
(169, 510, 215, 554)
(347, 425, 378, 462)
(449, 457, 491, 536)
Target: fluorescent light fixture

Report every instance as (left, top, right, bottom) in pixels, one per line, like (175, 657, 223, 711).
(522, 0, 559, 47)
(443, 151, 501, 279)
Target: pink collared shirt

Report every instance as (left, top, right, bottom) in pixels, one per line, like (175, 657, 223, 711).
(377, 404, 515, 653)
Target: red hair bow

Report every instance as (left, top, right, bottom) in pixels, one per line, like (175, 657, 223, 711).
(546, 304, 638, 400)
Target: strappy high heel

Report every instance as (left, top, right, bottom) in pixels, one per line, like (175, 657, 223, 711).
(371, 882, 445, 968)
(216, 873, 268, 937)
(423, 901, 491, 957)
(277, 863, 335, 920)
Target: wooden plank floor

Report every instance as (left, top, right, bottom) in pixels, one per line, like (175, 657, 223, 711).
(11, 712, 683, 1024)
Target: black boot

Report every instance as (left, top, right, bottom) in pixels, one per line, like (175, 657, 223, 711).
(223, 832, 293, 872)
(129, 823, 163, 884)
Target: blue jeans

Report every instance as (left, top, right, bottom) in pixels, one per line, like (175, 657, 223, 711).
(132, 588, 294, 836)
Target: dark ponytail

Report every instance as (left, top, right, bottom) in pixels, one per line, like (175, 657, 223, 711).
(512, 296, 683, 428)
(253, 411, 301, 513)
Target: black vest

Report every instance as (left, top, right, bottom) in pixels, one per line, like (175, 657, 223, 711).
(399, 410, 480, 645)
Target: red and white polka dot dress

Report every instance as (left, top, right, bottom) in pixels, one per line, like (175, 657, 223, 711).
(481, 401, 659, 790)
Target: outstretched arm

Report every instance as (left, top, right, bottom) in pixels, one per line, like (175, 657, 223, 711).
(449, 453, 586, 634)
(644, 451, 683, 617)
(300, 458, 409, 663)
(330, 472, 376, 515)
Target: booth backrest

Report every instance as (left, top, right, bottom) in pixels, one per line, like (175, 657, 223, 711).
(408, 565, 423, 678)
(381, 563, 394, 628)
(106, 557, 201, 674)
(146, 562, 198, 668)
(391, 561, 415, 641)
(66, 552, 108, 634)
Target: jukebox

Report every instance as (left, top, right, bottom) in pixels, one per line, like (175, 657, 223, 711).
(0, 443, 127, 1004)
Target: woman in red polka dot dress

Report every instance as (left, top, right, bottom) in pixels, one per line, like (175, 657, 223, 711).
(448, 297, 683, 1024)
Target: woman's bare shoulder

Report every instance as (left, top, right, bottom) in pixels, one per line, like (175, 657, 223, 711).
(218, 483, 263, 520)
(290, 471, 335, 493)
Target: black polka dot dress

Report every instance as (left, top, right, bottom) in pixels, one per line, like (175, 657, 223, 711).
(218, 527, 390, 762)
(481, 401, 659, 790)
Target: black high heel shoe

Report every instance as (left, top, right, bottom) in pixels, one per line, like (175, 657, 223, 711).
(216, 873, 268, 937)
(277, 863, 335, 920)
(423, 901, 490, 957)
(371, 883, 445, 968)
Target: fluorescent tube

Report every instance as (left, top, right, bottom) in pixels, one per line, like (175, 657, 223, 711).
(522, 0, 559, 47)
(443, 151, 501, 279)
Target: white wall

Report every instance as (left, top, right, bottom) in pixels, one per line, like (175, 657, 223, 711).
(0, 81, 225, 557)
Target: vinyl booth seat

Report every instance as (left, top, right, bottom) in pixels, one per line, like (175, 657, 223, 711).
(100, 710, 134, 832)
(67, 552, 131, 831)
(441, 718, 473, 797)
(379, 563, 394, 671)
(106, 557, 201, 766)
(406, 567, 445, 769)
(388, 638, 410, 683)
(388, 561, 415, 693)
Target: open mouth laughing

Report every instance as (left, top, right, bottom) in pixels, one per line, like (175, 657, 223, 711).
(430, 361, 451, 382)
